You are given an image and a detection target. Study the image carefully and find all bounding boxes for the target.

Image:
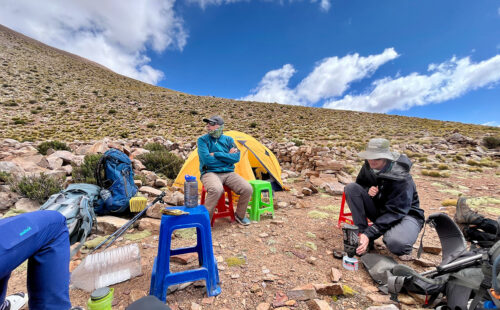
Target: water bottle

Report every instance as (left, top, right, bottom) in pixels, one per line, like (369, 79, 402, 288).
(71, 244, 141, 292)
(87, 287, 114, 310)
(184, 175, 198, 208)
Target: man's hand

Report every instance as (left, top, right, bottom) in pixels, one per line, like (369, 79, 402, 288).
(356, 233, 370, 255)
(368, 186, 379, 197)
(229, 147, 238, 154)
(209, 153, 214, 156)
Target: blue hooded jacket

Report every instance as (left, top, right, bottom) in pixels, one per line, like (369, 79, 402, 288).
(197, 133, 240, 175)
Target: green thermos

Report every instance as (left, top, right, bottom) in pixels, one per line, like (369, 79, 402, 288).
(87, 287, 114, 310)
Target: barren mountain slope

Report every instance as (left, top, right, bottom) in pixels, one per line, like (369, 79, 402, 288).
(0, 24, 498, 145)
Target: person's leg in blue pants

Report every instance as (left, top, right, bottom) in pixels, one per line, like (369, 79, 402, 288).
(0, 210, 71, 310)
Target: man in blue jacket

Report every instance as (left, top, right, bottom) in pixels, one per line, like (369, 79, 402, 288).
(344, 138, 425, 259)
(198, 115, 253, 225)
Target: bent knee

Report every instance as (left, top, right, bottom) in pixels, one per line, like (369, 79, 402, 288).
(345, 182, 363, 195)
(384, 236, 412, 256)
(206, 185, 224, 197)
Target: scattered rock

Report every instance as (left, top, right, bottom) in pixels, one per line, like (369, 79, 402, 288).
(170, 253, 198, 265)
(365, 305, 399, 310)
(414, 258, 437, 267)
(329, 268, 342, 282)
(96, 216, 129, 234)
(272, 291, 289, 307)
(190, 302, 202, 310)
(138, 217, 161, 233)
(307, 299, 333, 310)
(256, 303, 271, 310)
(302, 188, 313, 196)
(423, 246, 442, 255)
(287, 284, 317, 301)
(139, 186, 162, 196)
(14, 198, 40, 212)
(313, 283, 344, 296)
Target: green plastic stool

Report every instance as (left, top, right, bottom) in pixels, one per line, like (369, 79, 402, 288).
(247, 180, 274, 221)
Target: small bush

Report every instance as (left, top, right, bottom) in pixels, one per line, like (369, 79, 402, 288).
(249, 122, 258, 128)
(138, 150, 184, 179)
(147, 123, 156, 129)
(467, 167, 483, 173)
(291, 139, 304, 146)
(13, 119, 26, 125)
(120, 132, 129, 138)
(144, 143, 168, 152)
(58, 100, 67, 105)
(72, 154, 103, 184)
(483, 136, 500, 149)
(37, 141, 70, 155)
(437, 164, 449, 170)
(108, 109, 117, 114)
(467, 160, 480, 166)
(0, 171, 10, 183)
(421, 170, 449, 178)
(10, 173, 64, 204)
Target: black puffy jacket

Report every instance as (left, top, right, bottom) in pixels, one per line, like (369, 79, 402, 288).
(356, 154, 425, 239)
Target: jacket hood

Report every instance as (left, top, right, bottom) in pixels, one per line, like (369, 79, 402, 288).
(378, 154, 412, 181)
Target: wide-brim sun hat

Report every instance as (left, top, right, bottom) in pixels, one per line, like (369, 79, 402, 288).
(358, 138, 399, 161)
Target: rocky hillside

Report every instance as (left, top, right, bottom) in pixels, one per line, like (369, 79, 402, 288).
(1, 24, 499, 147)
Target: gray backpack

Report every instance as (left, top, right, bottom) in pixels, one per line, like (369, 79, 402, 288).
(40, 183, 101, 256)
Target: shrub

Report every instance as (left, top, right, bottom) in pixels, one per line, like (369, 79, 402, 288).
(138, 150, 184, 179)
(437, 164, 449, 170)
(483, 136, 500, 149)
(144, 142, 168, 152)
(10, 173, 64, 204)
(108, 109, 117, 114)
(249, 122, 258, 128)
(37, 141, 70, 155)
(291, 139, 304, 146)
(13, 119, 26, 125)
(0, 171, 10, 183)
(421, 170, 450, 178)
(147, 123, 156, 129)
(72, 154, 103, 184)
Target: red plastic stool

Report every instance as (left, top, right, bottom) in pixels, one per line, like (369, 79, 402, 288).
(201, 185, 235, 226)
(337, 191, 372, 228)
(337, 192, 354, 228)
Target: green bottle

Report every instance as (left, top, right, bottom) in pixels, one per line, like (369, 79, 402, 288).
(87, 287, 114, 310)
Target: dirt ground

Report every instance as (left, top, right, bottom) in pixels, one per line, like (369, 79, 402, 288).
(7, 167, 500, 310)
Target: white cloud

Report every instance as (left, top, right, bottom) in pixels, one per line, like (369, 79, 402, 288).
(187, 0, 331, 11)
(324, 55, 500, 112)
(241, 48, 399, 105)
(0, 0, 187, 84)
(482, 121, 500, 127)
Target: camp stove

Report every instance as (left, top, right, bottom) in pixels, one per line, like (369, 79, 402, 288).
(342, 224, 359, 271)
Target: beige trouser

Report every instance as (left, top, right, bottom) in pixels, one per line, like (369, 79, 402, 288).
(201, 172, 253, 220)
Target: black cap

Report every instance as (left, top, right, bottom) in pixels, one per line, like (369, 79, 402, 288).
(202, 115, 224, 125)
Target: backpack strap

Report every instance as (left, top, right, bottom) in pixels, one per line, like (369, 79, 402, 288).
(95, 154, 107, 188)
(387, 275, 406, 302)
(69, 196, 96, 258)
(417, 220, 427, 259)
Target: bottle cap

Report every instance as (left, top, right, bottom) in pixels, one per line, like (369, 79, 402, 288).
(90, 287, 110, 300)
(185, 175, 196, 182)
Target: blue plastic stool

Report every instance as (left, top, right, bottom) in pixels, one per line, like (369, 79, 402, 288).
(149, 205, 221, 302)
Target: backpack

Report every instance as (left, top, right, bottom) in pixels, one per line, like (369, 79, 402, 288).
(40, 183, 101, 257)
(94, 148, 138, 215)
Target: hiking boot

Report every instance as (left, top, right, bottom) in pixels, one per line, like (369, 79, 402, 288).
(235, 215, 250, 226)
(1, 292, 28, 310)
(454, 197, 482, 225)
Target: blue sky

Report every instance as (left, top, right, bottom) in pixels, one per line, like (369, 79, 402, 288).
(1, 0, 499, 126)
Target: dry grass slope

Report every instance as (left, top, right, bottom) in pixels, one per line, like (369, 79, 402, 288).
(1, 24, 498, 145)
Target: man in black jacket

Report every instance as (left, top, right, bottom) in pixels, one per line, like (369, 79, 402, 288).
(344, 138, 425, 258)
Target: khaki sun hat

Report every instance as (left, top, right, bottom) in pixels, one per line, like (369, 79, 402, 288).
(358, 138, 399, 161)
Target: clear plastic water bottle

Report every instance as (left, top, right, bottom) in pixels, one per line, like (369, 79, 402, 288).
(184, 175, 198, 208)
(71, 244, 141, 292)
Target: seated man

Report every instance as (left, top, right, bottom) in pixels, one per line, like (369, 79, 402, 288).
(344, 138, 425, 258)
(0, 210, 82, 310)
(198, 115, 253, 225)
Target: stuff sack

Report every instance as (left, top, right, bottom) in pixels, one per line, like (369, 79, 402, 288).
(40, 183, 101, 255)
(94, 148, 138, 215)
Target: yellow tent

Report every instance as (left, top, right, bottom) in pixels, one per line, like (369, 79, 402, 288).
(173, 130, 284, 190)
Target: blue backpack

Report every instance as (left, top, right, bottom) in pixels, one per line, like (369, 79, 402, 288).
(94, 148, 138, 215)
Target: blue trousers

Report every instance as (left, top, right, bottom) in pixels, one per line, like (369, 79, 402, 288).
(0, 210, 71, 310)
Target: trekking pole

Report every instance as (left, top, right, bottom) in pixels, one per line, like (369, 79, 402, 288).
(92, 192, 166, 252)
(420, 253, 483, 277)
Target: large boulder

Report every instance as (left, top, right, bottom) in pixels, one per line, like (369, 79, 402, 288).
(0, 161, 25, 175)
(14, 198, 40, 212)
